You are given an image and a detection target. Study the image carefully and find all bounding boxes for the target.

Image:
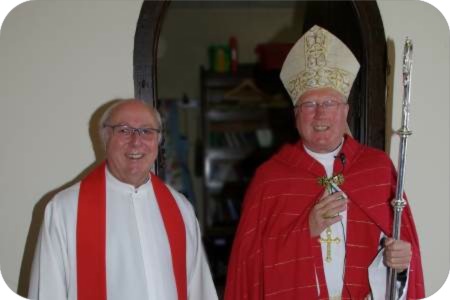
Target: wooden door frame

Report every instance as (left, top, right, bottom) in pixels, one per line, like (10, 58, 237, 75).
(350, 1, 387, 150)
(133, 0, 386, 153)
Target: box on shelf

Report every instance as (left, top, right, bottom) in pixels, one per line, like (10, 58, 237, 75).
(255, 43, 293, 70)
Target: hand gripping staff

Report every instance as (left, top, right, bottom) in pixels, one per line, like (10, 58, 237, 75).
(386, 38, 413, 300)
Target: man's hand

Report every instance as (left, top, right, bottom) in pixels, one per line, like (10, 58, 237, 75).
(383, 238, 412, 272)
(309, 191, 347, 237)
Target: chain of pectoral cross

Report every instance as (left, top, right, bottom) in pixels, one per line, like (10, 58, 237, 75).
(317, 173, 345, 263)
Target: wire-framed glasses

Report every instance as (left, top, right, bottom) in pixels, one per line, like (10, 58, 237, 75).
(104, 124, 161, 141)
(295, 99, 347, 114)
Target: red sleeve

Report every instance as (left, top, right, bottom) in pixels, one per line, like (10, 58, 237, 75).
(224, 177, 264, 300)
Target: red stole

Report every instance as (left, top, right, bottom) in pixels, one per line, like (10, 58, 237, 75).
(76, 162, 187, 300)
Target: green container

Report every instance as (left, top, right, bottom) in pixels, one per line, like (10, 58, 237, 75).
(209, 45, 231, 73)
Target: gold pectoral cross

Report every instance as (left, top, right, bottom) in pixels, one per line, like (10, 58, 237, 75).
(319, 227, 340, 262)
(317, 173, 344, 263)
(317, 173, 344, 193)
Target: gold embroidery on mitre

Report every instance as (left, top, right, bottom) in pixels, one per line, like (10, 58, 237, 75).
(286, 27, 354, 100)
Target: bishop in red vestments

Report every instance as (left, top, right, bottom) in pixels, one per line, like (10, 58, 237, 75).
(225, 25, 424, 299)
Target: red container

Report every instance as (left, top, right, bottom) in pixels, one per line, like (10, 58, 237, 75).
(255, 43, 294, 70)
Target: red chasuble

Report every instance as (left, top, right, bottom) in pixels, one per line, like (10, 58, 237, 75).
(76, 162, 187, 300)
(225, 136, 424, 300)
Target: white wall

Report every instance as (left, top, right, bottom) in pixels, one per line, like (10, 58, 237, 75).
(0, 0, 142, 296)
(0, 0, 448, 298)
(378, 0, 449, 297)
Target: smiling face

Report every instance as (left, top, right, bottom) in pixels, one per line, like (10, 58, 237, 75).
(295, 87, 349, 153)
(104, 100, 160, 187)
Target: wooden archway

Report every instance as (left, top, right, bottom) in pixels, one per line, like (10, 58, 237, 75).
(133, 0, 170, 174)
(133, 0, 387, 165)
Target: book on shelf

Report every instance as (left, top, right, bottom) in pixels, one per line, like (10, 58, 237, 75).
(209, 131, 265, 149)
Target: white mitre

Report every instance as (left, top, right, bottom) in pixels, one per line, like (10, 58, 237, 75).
(280, 25, 360, 105)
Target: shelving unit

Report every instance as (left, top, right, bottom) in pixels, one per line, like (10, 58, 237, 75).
(200, 64, 298, 288)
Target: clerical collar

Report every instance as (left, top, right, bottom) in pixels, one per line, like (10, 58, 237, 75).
(304, 139, 344, 177)
(105, 166, 150, 193)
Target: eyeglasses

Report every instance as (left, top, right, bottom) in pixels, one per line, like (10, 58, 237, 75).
(295, 99, 347, 113)
(104, 124, 161, 140)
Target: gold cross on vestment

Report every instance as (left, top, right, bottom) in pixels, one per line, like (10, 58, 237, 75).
(319, 227, 340, 262)
(317, 173, 344, 192)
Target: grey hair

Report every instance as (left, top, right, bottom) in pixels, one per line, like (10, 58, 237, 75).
(98, 99, 163, 147)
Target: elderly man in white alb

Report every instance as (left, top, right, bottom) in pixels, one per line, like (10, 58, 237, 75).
(29, 99, 218, 300)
